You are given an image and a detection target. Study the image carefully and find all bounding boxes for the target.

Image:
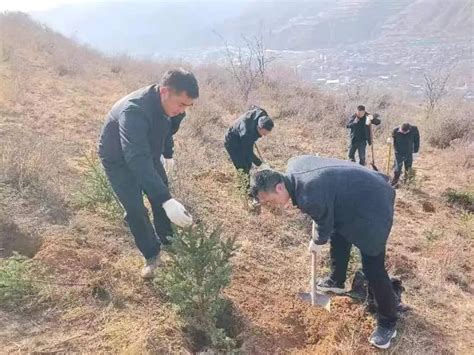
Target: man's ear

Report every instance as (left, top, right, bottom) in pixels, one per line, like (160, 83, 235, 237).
(275, 182, 285, 193)
(159, 86, 170, 96)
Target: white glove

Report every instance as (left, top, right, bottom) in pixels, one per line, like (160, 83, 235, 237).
(164, 158, 175, 174)
(310, 221, 324, 254)
(413, 153, 419, 160)
(308, 240, 324, 255)
(366, 114, 373, 125)
(386, 137, 393, 144)
(162, 199, 193, 228)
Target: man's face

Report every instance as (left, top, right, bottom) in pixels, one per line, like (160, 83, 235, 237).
(258, 127, 271, 137)
(356, 110, 366, 118)
(160, 86, 194, 117)
(256, 183, 291, 209)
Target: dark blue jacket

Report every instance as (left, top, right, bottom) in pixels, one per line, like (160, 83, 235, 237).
(284, 155, 395, 256)
(224, 107, 269, 169)
(97, 84, 184, 204)
(346, 113, 381, 145)
(392, 125, 420, 156)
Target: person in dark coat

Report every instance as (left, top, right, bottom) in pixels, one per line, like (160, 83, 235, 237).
(346, 105, 381, 165)
(250, 155, 398, 349)
(224, 106, 274, 176)
(391, 123, 420, 186)
(98, 69, 199, 278)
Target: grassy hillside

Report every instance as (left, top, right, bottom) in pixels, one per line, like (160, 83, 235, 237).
(0, 13, 473, 354)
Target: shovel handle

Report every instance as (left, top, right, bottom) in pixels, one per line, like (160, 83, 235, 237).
(311, 252, 318, 305)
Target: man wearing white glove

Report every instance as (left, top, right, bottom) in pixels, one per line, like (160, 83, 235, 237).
(346, 105, 381, 166)
(98, 69, 198, 279)
(391, 123, 420, 187)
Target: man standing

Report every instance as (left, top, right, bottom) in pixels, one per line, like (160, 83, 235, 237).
(224, 106, 274, 177)
(98, 69, 198, 278)
(391, 123, 420, 187)
(250, 156, 398, 349)
(346, 105, 381, 165)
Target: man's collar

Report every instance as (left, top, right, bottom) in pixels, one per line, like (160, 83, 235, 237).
(154, 85, 168, 118)
(283, 173, 297, 206)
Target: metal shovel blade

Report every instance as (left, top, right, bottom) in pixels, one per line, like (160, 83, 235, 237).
(297, 291, 331, 311)
(297, 249, 331, 311)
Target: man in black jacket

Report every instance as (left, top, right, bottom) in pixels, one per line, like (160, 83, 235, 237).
(224, 106, 274, 176)
(346, 105, 381, 165)
(98, 69, 199, 278)
(391, 123, 420, 186)
(250, 156, 398, 349)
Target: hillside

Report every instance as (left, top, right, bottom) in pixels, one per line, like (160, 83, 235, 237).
(0, 13, 473, 354)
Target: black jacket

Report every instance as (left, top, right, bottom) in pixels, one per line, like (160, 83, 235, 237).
(224, 107, 268, 169)
(392, 125, 420, 155)
(284, 155, 395, 256)
(346, 113, 381, 145)
(97, 84, 184, 204)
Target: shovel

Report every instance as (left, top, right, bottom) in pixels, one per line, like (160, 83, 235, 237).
(254, 143, 269, 168)
(297, 252, 331, 311)
(368, 123, 379, 171)
(297, 222, 331, 311)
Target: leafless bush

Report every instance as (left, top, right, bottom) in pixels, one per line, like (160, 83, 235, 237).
(425, 100, 473, 148)
(423, 69, 450, 118)
(0, 134, 67, 215)
(215, 30, 276, 102)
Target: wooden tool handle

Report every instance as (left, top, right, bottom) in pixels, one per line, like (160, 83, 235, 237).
(311, 252, 317, 305)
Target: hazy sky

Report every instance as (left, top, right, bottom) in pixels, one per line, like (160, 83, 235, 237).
(0, 0, 258, 12)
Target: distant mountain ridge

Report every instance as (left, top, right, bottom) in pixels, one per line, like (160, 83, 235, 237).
(30, 0, 472, 55)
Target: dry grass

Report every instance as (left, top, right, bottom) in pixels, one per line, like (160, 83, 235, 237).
(0, 12, 473, 354)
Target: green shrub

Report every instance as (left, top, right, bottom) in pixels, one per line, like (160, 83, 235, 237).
(73, 151, 123, 220)
(156, 226, 238, 351)
(0, 253, 40, 309)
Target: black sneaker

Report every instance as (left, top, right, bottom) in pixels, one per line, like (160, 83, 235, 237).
(369, 326, 397, 349)
(316, 277, 345, 294)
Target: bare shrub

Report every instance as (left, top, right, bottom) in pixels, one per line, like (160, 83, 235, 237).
(425, 100, 474, 148)
(0, 134, 67, 214)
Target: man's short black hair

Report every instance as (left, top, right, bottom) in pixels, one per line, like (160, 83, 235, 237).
(357, 105, 366, 111)
(401, 123, 411, 132)
(160, 69, 199, 98)
(250, 169, 284, 200)
(258, 116, 274, 131)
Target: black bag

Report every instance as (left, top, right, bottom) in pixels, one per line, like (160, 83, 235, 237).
(347, 270, 408, 313)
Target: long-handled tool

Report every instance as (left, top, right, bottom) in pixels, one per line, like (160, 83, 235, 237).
(368, 123, 379, 171)
(297, 223, 331, 311)
(254, 143, 266, 164)
(386, 138, 393, 175)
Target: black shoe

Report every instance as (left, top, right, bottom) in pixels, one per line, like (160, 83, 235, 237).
(369, 325, 397, 349)
(316, 277, 345, 294)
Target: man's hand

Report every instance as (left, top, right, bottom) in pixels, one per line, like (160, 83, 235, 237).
(164, 158, 175, 174)
(308, 240, 323, 255)
(366, 114, 373, 126)
(160, 155, 175, 174)
(162, 199, 193, 227)
(413, 153, 419, 160)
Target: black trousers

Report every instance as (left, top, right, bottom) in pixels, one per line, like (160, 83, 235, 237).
(348, 141, 367, 166)
(224, 140, 251, 174)
(329, 234, 398, 328)
(101, 160, 172, 260)
(392, 153, 413, 184)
